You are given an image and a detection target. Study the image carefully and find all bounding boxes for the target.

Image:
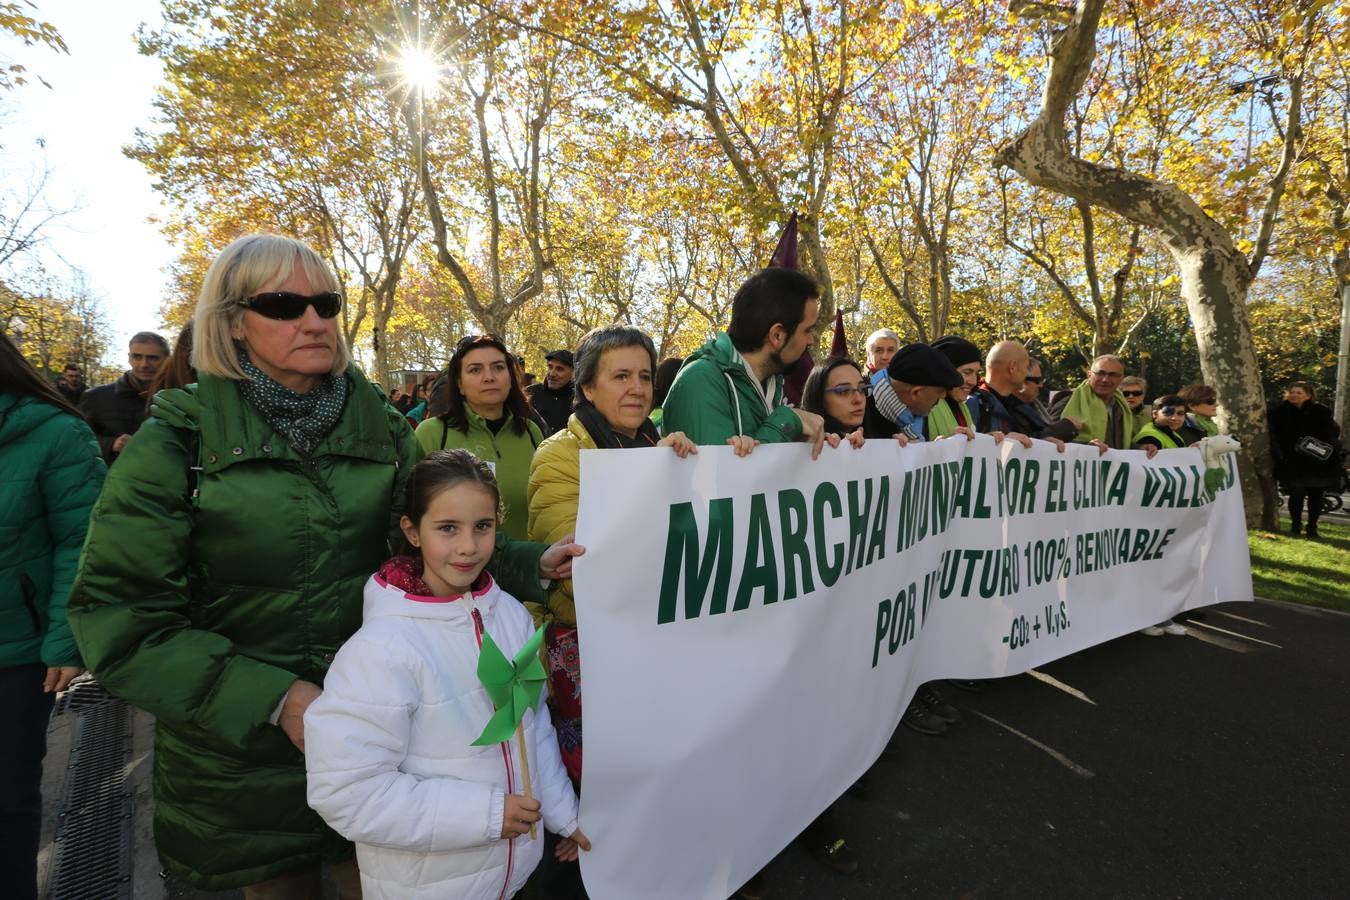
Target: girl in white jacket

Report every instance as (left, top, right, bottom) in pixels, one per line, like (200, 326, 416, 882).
(305, 449, 589, 899)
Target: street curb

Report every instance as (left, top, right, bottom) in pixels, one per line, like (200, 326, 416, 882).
(1255, 595, 1350, 618)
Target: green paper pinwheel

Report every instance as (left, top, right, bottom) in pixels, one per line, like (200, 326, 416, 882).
(471, 625, 547, 747)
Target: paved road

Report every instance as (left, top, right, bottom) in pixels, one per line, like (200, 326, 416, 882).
(767, 599, 1350, 899)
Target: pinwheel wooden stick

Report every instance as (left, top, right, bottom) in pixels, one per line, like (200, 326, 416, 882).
(472, 624, 548, 841)
(516, 727, 536, 839)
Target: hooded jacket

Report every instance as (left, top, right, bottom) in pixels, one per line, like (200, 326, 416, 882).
(660, 332, 803, 445)
(305, 568, 578, 900)
(0, 393, 105, 668)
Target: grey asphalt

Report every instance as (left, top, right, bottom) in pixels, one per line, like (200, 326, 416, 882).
(769, 598, 1350, 899)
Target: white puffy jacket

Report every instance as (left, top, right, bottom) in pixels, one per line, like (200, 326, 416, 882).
(305, 572, 579, 900)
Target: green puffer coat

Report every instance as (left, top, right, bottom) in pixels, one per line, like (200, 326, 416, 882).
(67, 367, 550, 889)
(0, 393, 105, 669)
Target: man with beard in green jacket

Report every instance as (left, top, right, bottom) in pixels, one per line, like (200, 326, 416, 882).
(661, 266, 829, 459)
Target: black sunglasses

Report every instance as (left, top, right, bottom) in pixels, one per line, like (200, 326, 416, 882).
(1024, 375, 1043, 384)
(1121, 389, 1144, 397)
(242, 291, 342, 320)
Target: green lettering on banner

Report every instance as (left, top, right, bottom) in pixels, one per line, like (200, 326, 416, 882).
(777, 489, 814, 602)
(845, 479, 872, 576)
(733, 493, 778, 611)
(867, 476, 890, 566)
(813, 481, 845, 587)
(656, 498, 735, 624)
(1045, 459, 1068, 512)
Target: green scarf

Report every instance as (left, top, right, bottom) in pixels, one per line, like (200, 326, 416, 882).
(925, 396, 963, 439)
(238, 352, 348, 455)
(1061, 379, 1134, 446)
(1190, 413, 1219, 438)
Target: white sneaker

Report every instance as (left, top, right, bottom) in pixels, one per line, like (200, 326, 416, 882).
(1162, 621, 1188, 636)
(1139, 625, 1164, 636)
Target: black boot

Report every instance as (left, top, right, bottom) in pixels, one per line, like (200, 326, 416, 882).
(1306, 521, 1320, 539)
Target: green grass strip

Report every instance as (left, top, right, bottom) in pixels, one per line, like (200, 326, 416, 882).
(1248, 515, 1350, 612)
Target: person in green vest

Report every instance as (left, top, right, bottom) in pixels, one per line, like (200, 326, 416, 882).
(1132, 393, 1193, 636)
(1133, 394, 1195, 451)
(66, 235, 581, 896)
(415, 334, 544, 540)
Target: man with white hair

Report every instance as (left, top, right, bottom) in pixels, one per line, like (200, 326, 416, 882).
(864, 328, 900, 379)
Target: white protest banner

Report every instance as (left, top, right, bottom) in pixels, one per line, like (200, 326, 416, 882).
(571, 436, 1251, 900)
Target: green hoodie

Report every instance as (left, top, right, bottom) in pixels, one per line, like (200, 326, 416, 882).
(660, 332, 804, 446)
(67, 366, 550, 889)
(0, 393, 105, 669)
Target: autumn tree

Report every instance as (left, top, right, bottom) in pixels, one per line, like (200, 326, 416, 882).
(996, 0, 1333, 528)
(131, 0, 423, 385)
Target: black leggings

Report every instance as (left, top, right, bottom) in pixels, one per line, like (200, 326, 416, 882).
(1288, 488, 1325, 525)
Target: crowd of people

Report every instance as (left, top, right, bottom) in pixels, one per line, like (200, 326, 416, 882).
(1, 232, 1344, 900)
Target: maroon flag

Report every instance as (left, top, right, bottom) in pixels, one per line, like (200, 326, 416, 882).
(830, 308, 847, 358)
(769, 212, 799, 269)
(769, 213, 811, 403)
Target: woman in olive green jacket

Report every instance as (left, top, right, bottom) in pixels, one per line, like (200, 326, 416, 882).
(67, 236, 575, 895)
(415, 334, 543, 540)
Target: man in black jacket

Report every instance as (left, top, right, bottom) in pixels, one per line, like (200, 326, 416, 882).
(527, 348, 575, 436)
(55, 363, 87, 404)
(80, 332, 168, 465)
(971, 341, 1078, 444)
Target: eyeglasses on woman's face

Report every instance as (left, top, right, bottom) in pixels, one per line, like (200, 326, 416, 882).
(824, 383, 873, 398)
(1121, 389, 1144, 398)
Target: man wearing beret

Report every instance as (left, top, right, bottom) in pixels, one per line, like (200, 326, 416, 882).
(866, 342, 964, 440)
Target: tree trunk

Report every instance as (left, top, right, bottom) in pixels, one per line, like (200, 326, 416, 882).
(1334, 249, 1350, 429)
(996, 0, 1278, 529)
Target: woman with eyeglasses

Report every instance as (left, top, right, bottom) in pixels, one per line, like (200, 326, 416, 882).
(66, 235, 579, 897)
(415, 334, 543, 541)
(1119, 376, 1150, 435)
(799, 356, 873, 445)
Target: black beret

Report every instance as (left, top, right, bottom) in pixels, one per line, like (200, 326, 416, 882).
(887, 343, 964, 389)
(931, 335, 982, 368)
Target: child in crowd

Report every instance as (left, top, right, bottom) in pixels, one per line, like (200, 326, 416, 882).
(305, 449, 589, 899)
(1133, 397, 1191, 636)
(1133, 394, 1195, 451)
